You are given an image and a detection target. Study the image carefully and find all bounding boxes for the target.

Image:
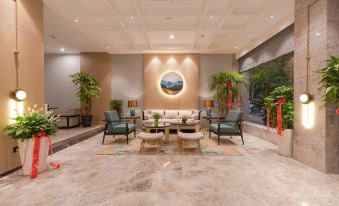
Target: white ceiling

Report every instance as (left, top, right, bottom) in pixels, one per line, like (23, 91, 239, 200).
(43, 0, 294, 58)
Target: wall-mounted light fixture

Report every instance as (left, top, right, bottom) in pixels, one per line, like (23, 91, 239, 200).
(10, 89, 27, 102)
(300, 0, 320, 129)
(299, 92, 314, 104)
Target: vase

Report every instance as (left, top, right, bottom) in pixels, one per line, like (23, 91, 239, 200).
(154, 119, 159, 127)
(18, 138, 49, 175)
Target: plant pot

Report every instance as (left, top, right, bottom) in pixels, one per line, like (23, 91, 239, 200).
(154, 119, 159, 127)
(81, 115, 92, 127)
(18, 138, 49, 175)
(277, 129, 293, 157)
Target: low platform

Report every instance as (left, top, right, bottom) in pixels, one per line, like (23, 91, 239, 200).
(52, 125, 104, 152)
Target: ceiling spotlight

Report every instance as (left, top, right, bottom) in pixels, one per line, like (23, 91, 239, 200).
(169, 34, 174, 39)
(74, 19, 79, 23)
(130, 16, 134, 19)
(10, 89, 27, 102)
(235, 46, 239, 49)
(299, 92, 314, 104)
(60, 48, 65, 52)
(209, 16, 213, 19)
(106, 46, 110, 49)
(315, 32, 321, 36)
(270, 15, 275, 19)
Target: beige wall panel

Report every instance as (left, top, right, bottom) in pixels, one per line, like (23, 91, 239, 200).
(0, 0, 44, 174)
(80, 53, 112, 125)
(144, 54, 199, 110)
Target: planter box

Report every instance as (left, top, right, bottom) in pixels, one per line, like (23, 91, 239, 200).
(242, 121, 293, 157)
(18, 138, 49, 175)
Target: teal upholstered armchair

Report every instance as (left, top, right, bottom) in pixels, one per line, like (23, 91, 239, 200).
(102, 111, 136, 144)
(209, 110, 244, 145)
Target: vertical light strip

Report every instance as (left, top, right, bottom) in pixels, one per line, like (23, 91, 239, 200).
(302, 102, 315, 128)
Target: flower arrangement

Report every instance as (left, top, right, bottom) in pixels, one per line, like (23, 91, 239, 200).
(4, 105, 60, 141)
(181, 116, 188, 124)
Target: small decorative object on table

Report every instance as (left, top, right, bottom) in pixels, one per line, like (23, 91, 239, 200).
(181, 116, 188, 124)
(204, 100, 214, 117)
(153, 112, 161, 127)
(3, 105, 60, 179)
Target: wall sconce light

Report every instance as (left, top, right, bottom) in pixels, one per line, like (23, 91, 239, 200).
(10, 89, 27, 102)
(299, 92, 314, 104)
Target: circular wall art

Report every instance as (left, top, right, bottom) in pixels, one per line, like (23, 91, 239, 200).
(160, 72, 184, 95)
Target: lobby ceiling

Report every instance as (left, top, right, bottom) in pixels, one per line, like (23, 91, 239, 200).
(43, 0, 294, 58)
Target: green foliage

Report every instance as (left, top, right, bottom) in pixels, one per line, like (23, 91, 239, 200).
(250, 58, 289, 98)
(69, 72, 101, 115)
(181, 116, 188, 123)
(4, 105, 60, 141)
(317, 56, 339, 107)
(263, 86, 294, 129)
(153, 112, 161, 120)
(110, 99, 123, 116)
(208, 71, 246, 116)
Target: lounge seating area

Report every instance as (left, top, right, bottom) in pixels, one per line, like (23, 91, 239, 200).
(1, 0, 339, 205)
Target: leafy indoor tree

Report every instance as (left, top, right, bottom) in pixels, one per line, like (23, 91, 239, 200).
(208, 71, 246, 116)
(318, 56, 339, 108)
(70, 72, 101, 127)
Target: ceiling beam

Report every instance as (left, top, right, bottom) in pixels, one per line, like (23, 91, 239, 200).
(130, 0, 153, 50)
(190, 0, 209, 50)
(207, 0, 239, 49)
(105, 0, 138, 50)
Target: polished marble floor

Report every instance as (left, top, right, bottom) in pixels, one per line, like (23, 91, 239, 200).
(1, 132, 339, 206)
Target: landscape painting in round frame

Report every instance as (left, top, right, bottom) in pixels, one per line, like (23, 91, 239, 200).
(160, 72, 184, 95)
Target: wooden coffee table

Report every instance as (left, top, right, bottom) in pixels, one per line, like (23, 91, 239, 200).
(143, 122, 171, 144)
(170, 120, 201, 134)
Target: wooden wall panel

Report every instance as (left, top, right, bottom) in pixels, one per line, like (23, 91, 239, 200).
(80, 53, 112, 125)
(144, 54, 199, 110)
(0, 0, 44, 174)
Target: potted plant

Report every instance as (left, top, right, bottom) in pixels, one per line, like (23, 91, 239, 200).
(70, 72, 101, 127)
(110, 99, 123, 117)
(181, 116, 188, 124)
(208, 71, 246, 116)
(3, 105, 60, 177)
(318, 56, 339, 114)
(264, 86, 294, 157)
(153, 112, 161, 127)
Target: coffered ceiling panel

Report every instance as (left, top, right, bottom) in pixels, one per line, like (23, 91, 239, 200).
(43, 0, 294, 58)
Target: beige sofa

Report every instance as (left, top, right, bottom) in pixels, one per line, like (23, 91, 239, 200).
(142, 110, 200, 129)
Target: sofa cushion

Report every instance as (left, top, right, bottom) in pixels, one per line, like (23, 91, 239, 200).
(164, 110, 179, 119)
(179, 110, 193, 119)
(210, 123, 239, 133)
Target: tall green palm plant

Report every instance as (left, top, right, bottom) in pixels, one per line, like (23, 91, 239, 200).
(208, 71, 246, 116)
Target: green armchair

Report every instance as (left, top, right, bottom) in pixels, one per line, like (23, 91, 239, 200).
(102, 111, 136, 144)
(209, 110, 244, 145)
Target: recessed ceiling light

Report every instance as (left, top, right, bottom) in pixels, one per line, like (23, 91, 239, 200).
(169, 34, 174, 39)
(60, 48, 65, 52)
(270, 15, 275, 19)
(130, 16, 134, 19)
(235, 46, 239, 49)
(315, 32, 321, 36)
(106, 46, 110, 49)
(74, 19, 79, 23)
(209, 16, 213, 19)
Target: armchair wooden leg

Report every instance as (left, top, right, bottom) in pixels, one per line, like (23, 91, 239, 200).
(126, 134, 129, 144)
(218, 134, 220, 145)
(241, 132, 244, 145)
(134, 130, 136, 138)
(102, 132, 106, 145)
(230, 136, 232, 139)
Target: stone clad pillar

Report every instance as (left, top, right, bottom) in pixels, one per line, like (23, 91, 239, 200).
(294, 0, 339, 173)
